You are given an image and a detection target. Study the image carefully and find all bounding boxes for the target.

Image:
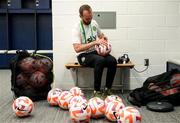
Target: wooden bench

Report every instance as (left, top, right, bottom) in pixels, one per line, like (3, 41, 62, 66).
(65, 62, 135, 93)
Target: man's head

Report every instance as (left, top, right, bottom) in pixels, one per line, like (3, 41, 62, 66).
(79, 4, 93, 25)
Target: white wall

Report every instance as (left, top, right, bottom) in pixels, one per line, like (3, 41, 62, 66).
(52, 0, 180, 90)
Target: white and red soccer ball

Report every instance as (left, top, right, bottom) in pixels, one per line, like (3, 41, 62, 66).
(69, 102, 91, 123)
(12, 96, 33, 117)
(58, 91, 73, 110)
(118, 106, 142, 123)
(88, 97, 105, 118)
(70, 87, 84, 96)
(95, 43, 111, 56)
(105, 95, 123, 106)
(47, 88, 62, 106)
(69, 96, 87, 109)
(105, 100, 125, 122)
(95, 37, 111, 56)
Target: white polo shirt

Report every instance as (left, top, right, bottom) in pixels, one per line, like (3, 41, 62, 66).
(72, 19, 101, 55)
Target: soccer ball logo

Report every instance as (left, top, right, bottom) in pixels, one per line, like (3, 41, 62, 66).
(69, 102, 91, 123)
(105, 101, 125, 122)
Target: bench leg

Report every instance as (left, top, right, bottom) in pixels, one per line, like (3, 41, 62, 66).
(75, 68, 79, 87)
(121, 68, 125, 94)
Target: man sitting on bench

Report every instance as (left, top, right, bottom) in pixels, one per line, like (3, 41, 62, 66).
(72, 4, 117, 98)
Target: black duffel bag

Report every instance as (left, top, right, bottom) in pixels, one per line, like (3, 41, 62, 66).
(128, 69, 180, 107)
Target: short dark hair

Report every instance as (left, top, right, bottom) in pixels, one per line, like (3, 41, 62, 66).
(79, 4, 92, 16)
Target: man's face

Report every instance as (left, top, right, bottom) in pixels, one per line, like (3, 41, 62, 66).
(81, 10, 93, 25)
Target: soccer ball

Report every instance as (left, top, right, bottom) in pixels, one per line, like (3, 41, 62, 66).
(16, 73, 29, 88)
(104, 95, 123, 106)
(47, 88, 62, 106)
(170, 74, 180, 87)
(69, 96, 87, 109)
(95, 42, 111, 56)
(70, 87, 84, 96)
(88, 97, 105, 118)
(18, 57, 37, 73)
(12, 96, 33, 117)
(36, 58, 53, 74)
(69, 102, 91, 123)
(58, 91, 73, 110)
(29, 71, 48, 88)
(118, 106, 142, 123)
(105, 101, 125, 122)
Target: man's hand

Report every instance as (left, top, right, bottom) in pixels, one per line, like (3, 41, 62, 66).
(95, 38, 108, 47)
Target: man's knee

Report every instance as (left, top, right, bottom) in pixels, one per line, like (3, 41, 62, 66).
(106, 56, 117, 66)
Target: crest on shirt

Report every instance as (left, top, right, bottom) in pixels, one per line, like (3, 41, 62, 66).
(93, 26, 97, 31)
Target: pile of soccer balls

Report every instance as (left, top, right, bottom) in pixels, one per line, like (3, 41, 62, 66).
(12, 87, 142, 123)
(16, 56, 53, 89)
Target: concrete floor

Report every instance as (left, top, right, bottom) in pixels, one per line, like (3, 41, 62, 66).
(0, 70, 180, 123)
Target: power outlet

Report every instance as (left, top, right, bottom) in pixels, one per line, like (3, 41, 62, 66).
(144, 59, 149, 66)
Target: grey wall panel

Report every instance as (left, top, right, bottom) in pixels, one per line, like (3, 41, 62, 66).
(93, 11, 116, 29)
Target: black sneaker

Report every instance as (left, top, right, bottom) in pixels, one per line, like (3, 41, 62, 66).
(91, 90, 103, 98)
(102, 88, 113, 99)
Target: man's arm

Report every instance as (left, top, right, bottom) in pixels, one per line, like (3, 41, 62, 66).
(72, 26, 97, 53)
(73, 41, 97, 53)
